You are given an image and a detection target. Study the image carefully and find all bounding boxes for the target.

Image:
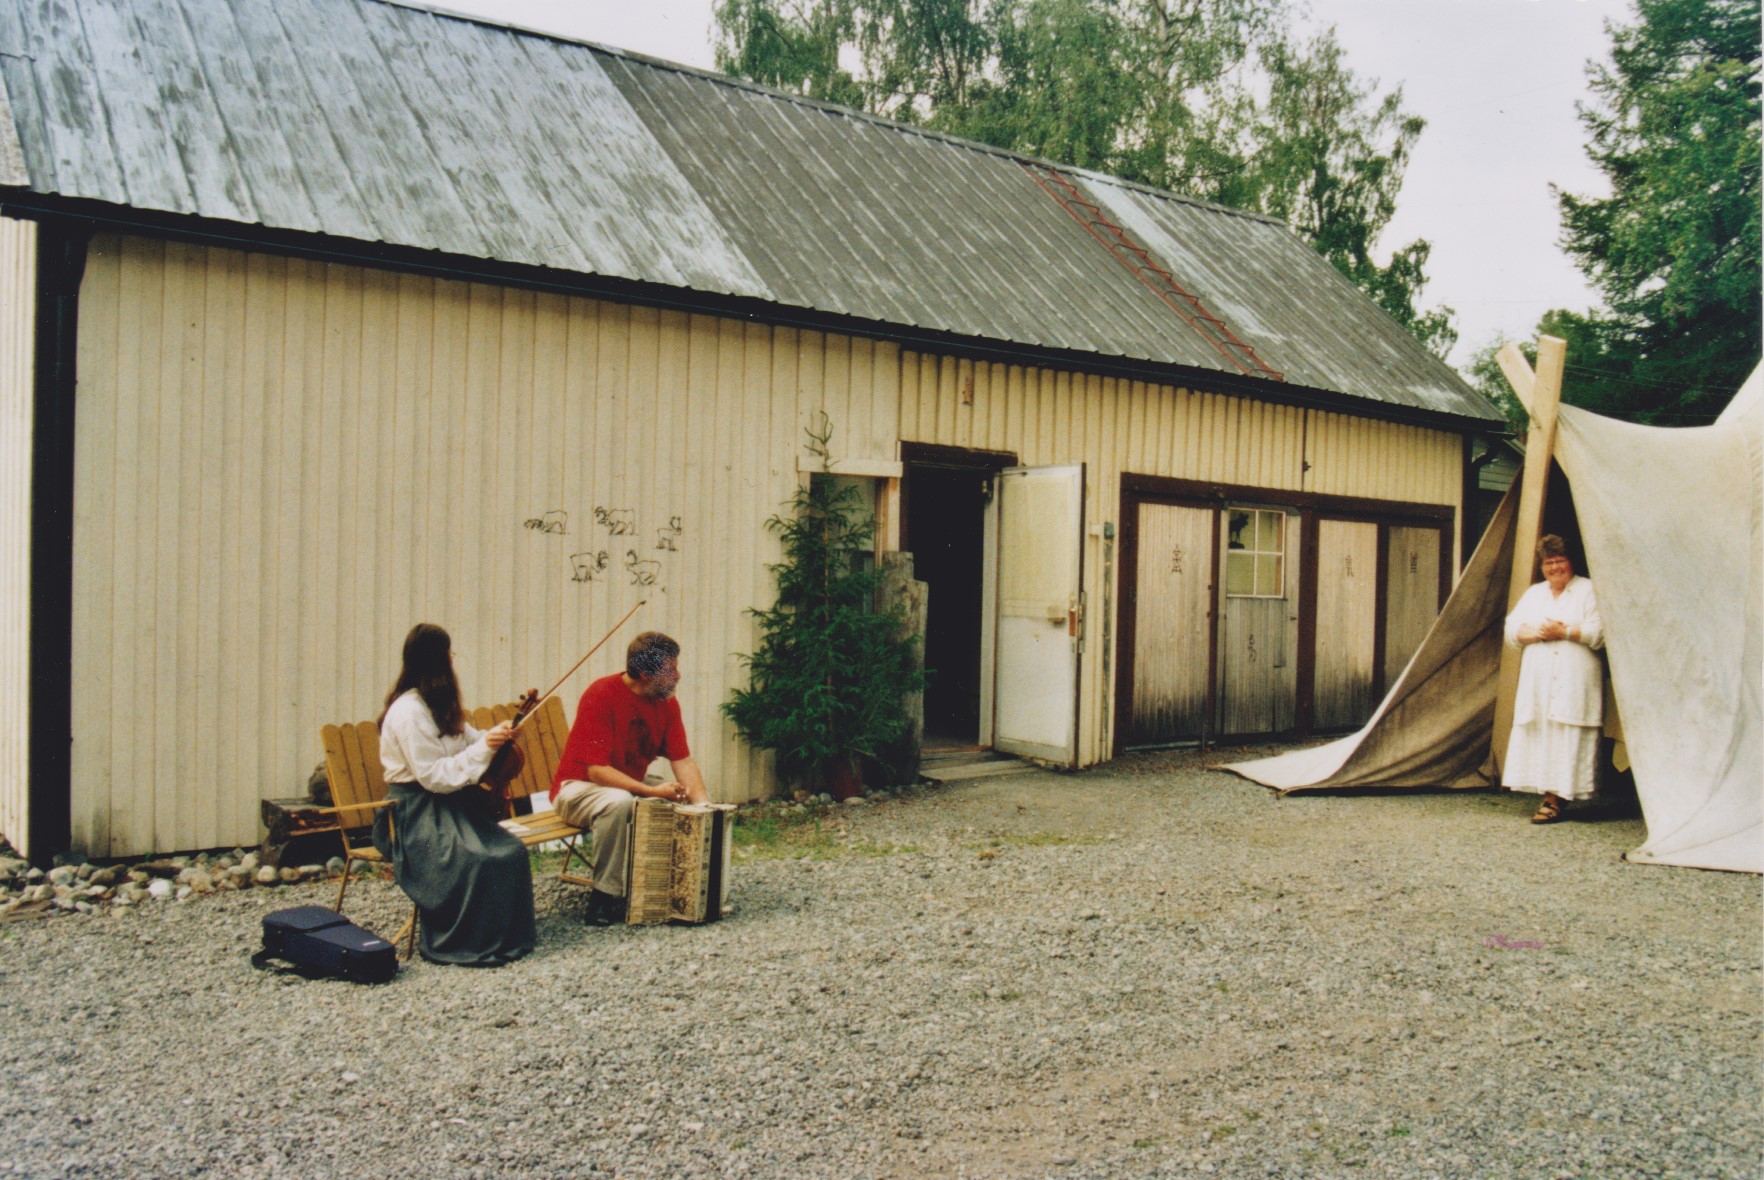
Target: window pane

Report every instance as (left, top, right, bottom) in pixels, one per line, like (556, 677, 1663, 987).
(1257, 555, 1280, 596)
(1227, 509, 1250, 550)
(1226, 551, 1255, 595)
(1257, 510, 1281, 552)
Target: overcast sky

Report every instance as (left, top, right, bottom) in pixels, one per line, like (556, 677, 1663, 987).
(422, 0, 1628, 371)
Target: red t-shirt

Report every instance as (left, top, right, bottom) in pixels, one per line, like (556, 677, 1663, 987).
(550, 673, 691, 799)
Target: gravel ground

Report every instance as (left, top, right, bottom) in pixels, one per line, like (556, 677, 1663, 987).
(0, 748, 1758, 1180)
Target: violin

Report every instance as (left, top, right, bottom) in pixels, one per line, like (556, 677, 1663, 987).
(480, 687, 540, 818)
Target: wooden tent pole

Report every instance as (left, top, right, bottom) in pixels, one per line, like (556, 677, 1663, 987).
(1490, 335, 1566, 774)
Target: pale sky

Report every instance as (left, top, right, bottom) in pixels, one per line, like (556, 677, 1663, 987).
(421, 0, 1624, 372)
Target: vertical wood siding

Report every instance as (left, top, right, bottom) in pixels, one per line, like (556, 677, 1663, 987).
(1305, 412, 1461, 510)
(901, 353, 1463, 763)
(0, 218, 34, 855)
(71, 235, 899, 856)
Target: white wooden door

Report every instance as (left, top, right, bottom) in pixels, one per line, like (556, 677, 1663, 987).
(990, 465, 1085, 764)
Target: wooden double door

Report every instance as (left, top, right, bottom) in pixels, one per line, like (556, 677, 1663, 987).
(1115, 485, 1449, 748)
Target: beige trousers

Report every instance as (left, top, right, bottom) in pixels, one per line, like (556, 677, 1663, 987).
(552, 781, 637, 898)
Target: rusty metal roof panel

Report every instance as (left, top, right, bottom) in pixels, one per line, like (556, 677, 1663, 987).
(0, 0, 1499, 422)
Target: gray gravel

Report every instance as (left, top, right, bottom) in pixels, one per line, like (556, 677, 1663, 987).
(0, 748, 1757, 1179)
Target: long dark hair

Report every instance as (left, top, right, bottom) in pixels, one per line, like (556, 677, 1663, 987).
(381, 623, 465, 736)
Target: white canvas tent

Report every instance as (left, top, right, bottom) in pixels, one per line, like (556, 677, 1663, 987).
(1226, 358, 1762, 874)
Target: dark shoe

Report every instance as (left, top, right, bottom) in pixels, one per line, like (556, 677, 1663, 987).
(1530, 794, 1565, 824)
(584, 890, 626, 926)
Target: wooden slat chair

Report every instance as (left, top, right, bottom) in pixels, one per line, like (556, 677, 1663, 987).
(469, 695, 594, 887)
(317, 719, 417, 957)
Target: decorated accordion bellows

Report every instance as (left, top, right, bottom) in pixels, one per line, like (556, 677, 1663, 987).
(626, 800, 737, 925)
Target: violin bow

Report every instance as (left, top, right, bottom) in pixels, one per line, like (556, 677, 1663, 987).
(507, 599, 648, 731)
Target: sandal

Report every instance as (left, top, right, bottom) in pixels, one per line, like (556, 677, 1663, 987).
(1530, 794, 1564, 824)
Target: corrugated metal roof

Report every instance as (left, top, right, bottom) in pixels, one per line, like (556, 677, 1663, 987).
(0, 0, 1501, 422)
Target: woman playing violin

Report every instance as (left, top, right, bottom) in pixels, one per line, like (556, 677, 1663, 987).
(375, 623, 536, 966)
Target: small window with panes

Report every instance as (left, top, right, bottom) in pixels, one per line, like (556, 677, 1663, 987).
(1225, 507, 1287, 598)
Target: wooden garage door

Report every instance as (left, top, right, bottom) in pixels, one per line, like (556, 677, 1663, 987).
(1125, 501, 1215, 744)
(1312, 519, 1379, 731)
(1383, 524, 1443, 687)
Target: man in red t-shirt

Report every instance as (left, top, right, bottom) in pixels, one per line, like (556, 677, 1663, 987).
(551, 631, 710, 924)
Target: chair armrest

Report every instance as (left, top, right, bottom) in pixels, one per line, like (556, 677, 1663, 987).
(313, 798, 395, 824)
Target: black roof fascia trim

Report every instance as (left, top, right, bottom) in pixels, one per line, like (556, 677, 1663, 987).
(27, 218, 86, 865)
(0, 193, 1501, 435)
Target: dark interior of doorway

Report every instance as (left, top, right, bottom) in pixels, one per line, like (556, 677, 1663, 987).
(905, 465, 989, 747)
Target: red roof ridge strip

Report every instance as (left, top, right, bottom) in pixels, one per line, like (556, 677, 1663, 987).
(1020, 162, 1284, 383)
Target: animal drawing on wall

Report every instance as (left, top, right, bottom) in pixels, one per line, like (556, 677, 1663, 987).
(594, 506, 636, 536)
(569, 550, 611, 583)
(625, 549, 663, 591)
(523, 509, 568, 535)
(655, 516, 683, 553)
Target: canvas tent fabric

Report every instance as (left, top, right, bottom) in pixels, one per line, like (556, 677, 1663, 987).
(1225, 368, 1763, 875)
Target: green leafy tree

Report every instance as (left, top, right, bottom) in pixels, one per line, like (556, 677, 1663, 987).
(1243, 30, 1456, 356)
(1464, 336, 1527, 433)
(1548, 0, 1761, 422)
(712, 0, 1456, 353)
(723, 417, 925, 794)
(712, 0, 864, 105)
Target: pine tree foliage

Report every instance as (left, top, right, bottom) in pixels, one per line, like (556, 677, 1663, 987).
(1546, 0, 1761, 422)
(722, 417, 925, 788)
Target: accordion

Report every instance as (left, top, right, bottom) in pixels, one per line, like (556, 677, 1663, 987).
(626, 800, 737, 925)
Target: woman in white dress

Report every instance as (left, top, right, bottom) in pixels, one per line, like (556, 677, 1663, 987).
(1502, 535, 1604, 823)
(375, 623, 536, 965)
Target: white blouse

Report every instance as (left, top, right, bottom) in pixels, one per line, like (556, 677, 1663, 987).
(1503, 575, 1605, 727)
(379, 689, 495, 794)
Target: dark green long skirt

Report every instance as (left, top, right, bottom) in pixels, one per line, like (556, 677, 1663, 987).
(375, 782, 536, 966)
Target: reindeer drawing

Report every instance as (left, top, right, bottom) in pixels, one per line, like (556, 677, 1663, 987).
(593, 506, 636, 536)
(523, 509, 568, 535)
(569, 550, 610, 583)
(624, 548, 662, 589)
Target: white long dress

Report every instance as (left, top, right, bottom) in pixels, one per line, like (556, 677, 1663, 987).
(1502, 575, 1605, 799)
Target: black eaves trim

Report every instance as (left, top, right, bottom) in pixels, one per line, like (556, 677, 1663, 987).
(27, 219, 86, 866)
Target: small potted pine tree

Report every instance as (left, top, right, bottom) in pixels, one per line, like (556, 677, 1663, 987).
(724, 417, 925, 799)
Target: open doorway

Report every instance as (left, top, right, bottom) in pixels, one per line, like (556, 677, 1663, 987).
(902, 446, 1016, 749)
